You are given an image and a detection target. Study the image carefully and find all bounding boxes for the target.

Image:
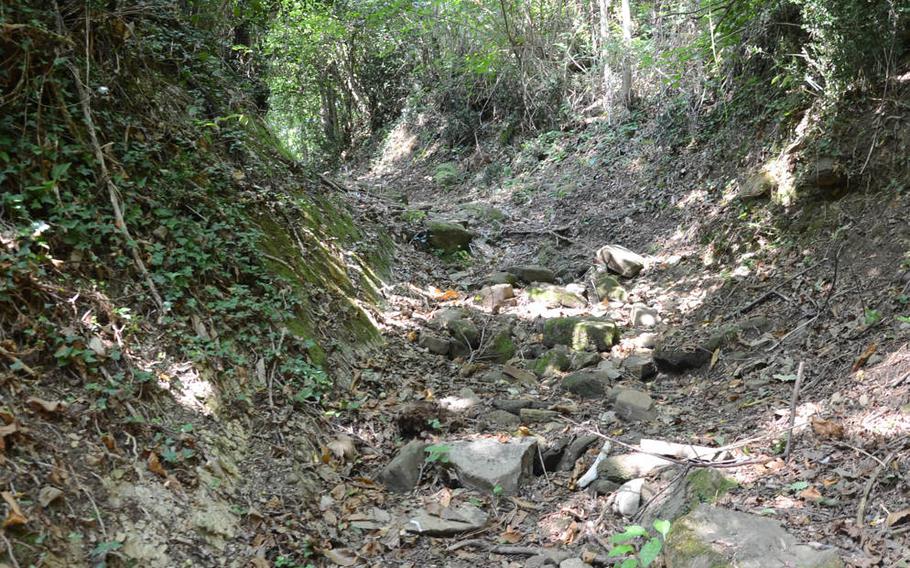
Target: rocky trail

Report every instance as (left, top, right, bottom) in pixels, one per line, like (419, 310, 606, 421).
(300, 168, 910, 568)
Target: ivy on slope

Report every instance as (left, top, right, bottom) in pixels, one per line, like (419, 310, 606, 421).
(0, 1, 384, 410)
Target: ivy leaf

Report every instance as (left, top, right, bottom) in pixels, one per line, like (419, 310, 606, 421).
(612, 525, 649, 543)
(653, 519, 671, 538)
(620, 558, 639, 568)
(608, 544, 635, 557)
(639, 537, 663, 567)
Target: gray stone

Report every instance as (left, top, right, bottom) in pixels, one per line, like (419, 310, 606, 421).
(379, 440, 428, 492)
(556, 435, 600, 471)
(482, 410, 522, 430)
(598, 453, 673, 482)
(596, 245, 645, 278)
(559, 560, 593, 568)
(419, 333, 450, 355)
(622, 355, 657, 381)
(475, 283, 515, 310)
(405, 503, 488, 537)
(630, 304, 660, 328)
(433, 309, 480, 347)
(665, 505, 844, 567)
(653, 345, 711, 373)
(528, 284, 587, 308)
(532, 346, 572, 377)
(503, 364, 538, 386)
(589, 479, 621, 496)
(520, 408, 560, 423)
(614, 389, 656, 422)
(506, 264, 556, 284)
(487, 271, 518, 286)
(570, 351, 600, 370)
(561, 369, 613, 398)
(448, 438, 537, 494)
(613, 478, 644, 516)
(427, 221, 474, 253)
(739, 169, 776, 199)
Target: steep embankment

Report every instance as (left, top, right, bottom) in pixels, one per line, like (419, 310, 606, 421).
(1, 3, 389, 566)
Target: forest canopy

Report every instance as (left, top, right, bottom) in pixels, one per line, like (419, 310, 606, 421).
(253, 0, 909, 162)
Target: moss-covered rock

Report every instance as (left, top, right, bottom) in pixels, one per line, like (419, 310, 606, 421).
(594, 273, 627, 302)
(427, 221, 474, 253)
(542, 317, 618, 352)
(434, 162, 461, 186)
(532, 346, 572, 377)
(481, 329, 516, 363)
(528, 284, 586, 308)
(665, 505, 844, 568)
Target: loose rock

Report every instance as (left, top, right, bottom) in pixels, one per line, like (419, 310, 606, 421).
(419, 333, 451, 355)
(475, 283, 515, 310)
(630, 304, 660, 327)
(542, 317, 618, 352)
(598, 453, 673, 482)
(665, 505, 844, 567)
(405, 503, 489, 537)
(614, 389, 656, 422)
(427, 221, 474, 253)
(622, 355, 657, 381)
(448, 438, 537, 494)
(593, 272, 628, 302)
(528, 284, 587, 308)
(506, 264, 556, 283)
(379, 440, 428, 492)
(561, 369, 613, 398)
(613, 478, 645, 516)
(595, 245, 646, 278)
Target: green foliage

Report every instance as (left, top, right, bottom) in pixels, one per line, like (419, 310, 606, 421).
(607, 520, 671, 568)
(424, 443, 451, 464)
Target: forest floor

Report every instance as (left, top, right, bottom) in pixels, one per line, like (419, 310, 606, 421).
(308, 102, 910, 567)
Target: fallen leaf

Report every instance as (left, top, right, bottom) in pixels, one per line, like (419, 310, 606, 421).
(249, 557, 270, 568)
(798, 486, 823, 502)
(710, 348, 721, 370)
(886, 508, 910, 528)
(852, 343, 877, 372)
(26, 397, 67, 413)
(147, 452, 167, 477)
(0, 421, 18, 451)
(811, 417, 845, 440)
(38, 486, 64, 508)
(435, 289, 459, 301)
(323, 548, 358, 566)
(101, 434, 117, 452)
(406, 330, 418, 342)
(500, 528, 523, 544)
(437, 487, 452, 508)
(1, 491, 27, 527)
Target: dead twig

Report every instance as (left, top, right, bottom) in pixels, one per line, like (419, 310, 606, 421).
(0, 531, 21, 568)
(783, 361, 805, 461)
(734, 259, 824, 316)
(856, 452, 894, 540)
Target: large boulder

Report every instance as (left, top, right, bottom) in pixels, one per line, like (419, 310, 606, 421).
(427, 221, 474, 253)
(448, 438, 537, 494)
(595, 245, 646, 278)
(665, 505, 843, 567)
(543, 317, 619, 352)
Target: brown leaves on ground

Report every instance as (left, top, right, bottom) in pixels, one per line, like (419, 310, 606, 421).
(811, 417, 845, 440)
(1, 491, 28, 528)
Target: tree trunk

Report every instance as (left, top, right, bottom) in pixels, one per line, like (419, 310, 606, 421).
(620, 0, 633, 108)
(598, 0, 612, 112)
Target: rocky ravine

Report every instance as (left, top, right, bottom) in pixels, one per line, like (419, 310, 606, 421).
(316, 201, 852, 568)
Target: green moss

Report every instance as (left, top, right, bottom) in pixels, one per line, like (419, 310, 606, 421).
(594, 274, 627, 302)
(434, 162, 460, 186)
(487, 330, 515, 362)
(543, 317, 582, 346)
(687, 469, 738, 504)
(665, 519, 730, 568)
(528, 286, 586, 308)
(532, 347, 571, 376)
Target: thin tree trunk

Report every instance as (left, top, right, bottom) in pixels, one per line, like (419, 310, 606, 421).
(620, 0, 633, 108)
(598, 0, 612, 114)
